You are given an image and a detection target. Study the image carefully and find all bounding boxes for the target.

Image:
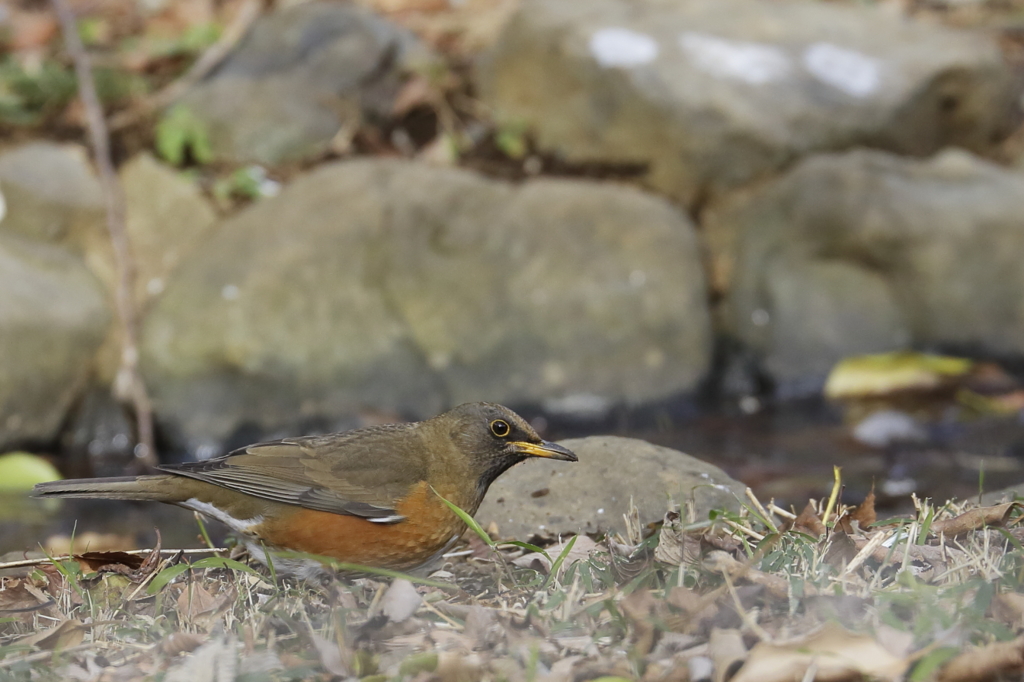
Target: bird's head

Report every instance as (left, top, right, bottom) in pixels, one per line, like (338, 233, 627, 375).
(438, 402, 577, 495)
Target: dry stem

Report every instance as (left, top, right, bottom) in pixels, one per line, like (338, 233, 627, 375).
(109, 0, 262, 131)
(52, 0, 157, 471)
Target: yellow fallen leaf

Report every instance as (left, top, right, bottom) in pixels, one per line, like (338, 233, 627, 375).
(825, 352, 972, 399)
(0, 452, 61, 491)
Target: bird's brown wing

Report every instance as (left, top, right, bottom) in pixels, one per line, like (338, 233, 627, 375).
(158, 423, 429, 522)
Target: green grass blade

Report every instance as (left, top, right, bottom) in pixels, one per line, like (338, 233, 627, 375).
(542, 535, 577, 589)
(147, 563, 192, 595)
(273, 550, 459, 590)
(191, 556, 262, 577)
(500, 540, 551, 560)
(431, 486, 494, 547)
(262, 542, 279, 586)
(193, 512, 216, 551)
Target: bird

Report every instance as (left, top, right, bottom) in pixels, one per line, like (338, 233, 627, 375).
(33, 402, 577, 578)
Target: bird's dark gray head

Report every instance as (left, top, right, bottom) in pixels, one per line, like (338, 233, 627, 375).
(438, 402, 577, 493)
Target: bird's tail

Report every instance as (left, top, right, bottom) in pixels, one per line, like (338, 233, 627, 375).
(33, 475, 181, 502)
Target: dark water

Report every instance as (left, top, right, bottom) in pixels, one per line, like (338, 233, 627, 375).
(547, 397, 1024, 514)
(4, 397, 1024, 558)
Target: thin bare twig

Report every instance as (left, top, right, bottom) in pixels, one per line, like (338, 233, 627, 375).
(0, 643, 94, 669)
(51, 0, 157, 471)
(109, 0, 262, 130)
(0, 547, 229, 572)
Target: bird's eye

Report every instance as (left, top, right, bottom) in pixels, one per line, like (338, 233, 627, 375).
(490, 419, 511, 438)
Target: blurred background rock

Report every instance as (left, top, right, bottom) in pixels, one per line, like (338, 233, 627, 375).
(3, 0, 1024, 547)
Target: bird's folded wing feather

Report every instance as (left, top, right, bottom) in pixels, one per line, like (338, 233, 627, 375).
(158, 423, 429, 520)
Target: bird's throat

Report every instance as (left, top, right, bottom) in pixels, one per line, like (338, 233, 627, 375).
(476, 454, 527, 500)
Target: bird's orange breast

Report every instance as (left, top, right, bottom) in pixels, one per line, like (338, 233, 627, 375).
(249, 481, 468, 570)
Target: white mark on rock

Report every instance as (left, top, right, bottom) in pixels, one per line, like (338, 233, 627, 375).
(428, 352, 452, 370)
(803, 43, 881, 98)
(543, 361, 567, 388)
(597, 508, 605, 514)
(679, 32, 791, 84)
(146, 278, 164, 296)
(751, 308, 770, 326)
(195, 443, 220, 461)
(543, 393, 612, 419)
(245, 165, 282, 197)
(590, 27, 659, 68)
(739, 396, 761, 414)
(221, 284, 240, 300)
(645, 348, 665, 369)
(881, 477, 917, 498)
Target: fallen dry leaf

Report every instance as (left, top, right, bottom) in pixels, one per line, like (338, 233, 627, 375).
(74, 550, 148, 576)
(620, 589, 659, 656)
(436, 650, 484, 682)
(730, 622, 908, 682)
(654, 510, 696, 565)
(307, 631, 350, 677)
(464, 605, 503, 648)
(6, 10, 59, 51)
(703, 551, 794, 599)
(165, 634, 239, 682)
(709, 627, 746, 682)
(838, 488, 877, 534)
(991, 591, 1024, 628)
(822, 529, 859, 569)
(176, 582, 235, 630)
(159, 632, 208, 657)
(938, 636, 1024, 682)
(930, 502, 1021, 538)
(18, 618, 88, 651)
(789, 502, 826, 538)
(177, 582, 218, 621)
(381, 578, 422, 623)
(0, 577, 53, 614)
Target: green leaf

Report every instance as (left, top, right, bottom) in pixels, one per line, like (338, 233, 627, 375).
(147, 563, 192, 595)
(495, 124, 528, 160)
(825, 351, 972, 399)
(156, 105, 213, 166)
(500, 540, 550, 559)
(432, 487, 494, 547)
(0, 452, 61, 490)
(190, 556, 261, 576)
(908, 647, 959, 682)
(543, 535, 578, 589)
(273, 550, 458, 590)
(399, 652, 438, 676)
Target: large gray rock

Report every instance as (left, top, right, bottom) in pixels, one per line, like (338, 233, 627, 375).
(142, 159, 712, 453)
(0, 142, 103, 243)
(60, 153, 220, 386)
(720, 148, 1024, 394)
(0, 234, 110, 449)
(478, 0, 1017, 207)
(179, 1, 426, 165)
(118, 153, 218, 309)
(476, 436, 745, 539)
